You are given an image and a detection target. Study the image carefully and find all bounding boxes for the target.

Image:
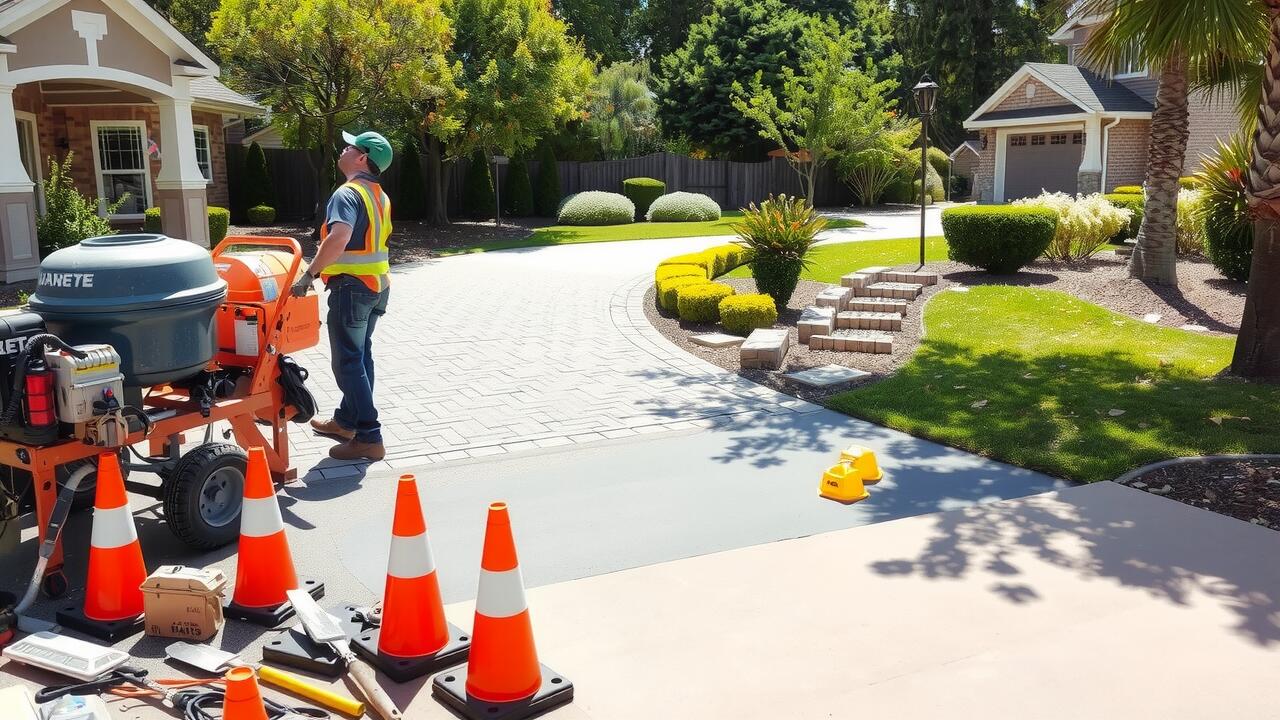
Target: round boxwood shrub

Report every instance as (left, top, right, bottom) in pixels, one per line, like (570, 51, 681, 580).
(557, 191, 635, 226)
(677, 282, 735, 323)
(145, 206, 231, 243)
(623, 177, 665, 220)
(1111, 185, 1143, 195)
(719, 294, 777, 336)
(646, 191, 721, 222)
(658, 276, 707, 312)
(656, 263, 707, 284)
(144, 207, 162, 233)
(247, 204, 277, 225)
(1103, 193, 1144, 241)
(941, 205, 1057, 273)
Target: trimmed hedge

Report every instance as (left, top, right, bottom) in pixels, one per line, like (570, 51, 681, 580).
(623, 177, 665, 220)
(247, 205, 276, 225)
(646, 191, 721, 222)
(657, 243, 751, 279)
(655, 264, 706, 284)
(145, 206, 231, 244)
(534, 144, 560, 217)
(658, 276, 708, 312)
(1111, 185, 1143, 195)
(677, 282, 735, 323)
(503, 157, 535, 217)
(1103, 193, 1144, 241)
(557, 191, 635, 225)
(462, 151, 496, 219)
(941, 205, 1058, 273)
(719, 294, 777, 336)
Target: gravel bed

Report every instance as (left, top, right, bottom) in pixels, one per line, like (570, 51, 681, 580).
(1118, 458, 1280, 531)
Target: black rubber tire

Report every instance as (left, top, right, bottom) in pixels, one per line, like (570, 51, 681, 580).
(163, 443, 247, 550)
(57, 456, 125, 512)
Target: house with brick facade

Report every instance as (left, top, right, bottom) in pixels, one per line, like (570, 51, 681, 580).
(0, 0, 262, 282)
(964, 11, 1239, 204)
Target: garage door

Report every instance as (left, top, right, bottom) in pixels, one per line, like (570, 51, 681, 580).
(1003, 131, 1084, 201)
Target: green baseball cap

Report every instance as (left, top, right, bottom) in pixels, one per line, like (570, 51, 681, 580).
(342, 130, 393, 172)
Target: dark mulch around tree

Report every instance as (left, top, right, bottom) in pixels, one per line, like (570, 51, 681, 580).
(227, 217, 548, 265)
(1118, 458, 1280, 531)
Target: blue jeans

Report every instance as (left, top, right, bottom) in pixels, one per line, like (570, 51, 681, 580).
(326, 275, 389, 443)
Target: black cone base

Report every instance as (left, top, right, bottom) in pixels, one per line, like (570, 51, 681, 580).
(261, 626, 345, 677)
(351, 620, 471, 683)
(55, 607, 144, 642)
(223, 577, 324, 627)
(432, 663, 573, 720)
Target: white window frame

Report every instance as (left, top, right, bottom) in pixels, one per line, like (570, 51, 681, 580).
(14, 110, 45, 214)
(193, 124, 213, 184)
(1115, 41, 1147, 79)
(89, 120, 152, 219)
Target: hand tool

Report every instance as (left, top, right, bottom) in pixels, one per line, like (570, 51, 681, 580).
(288, 589, 402, 720)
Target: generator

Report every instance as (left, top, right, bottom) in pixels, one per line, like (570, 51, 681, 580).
(1, 234, 321, 598)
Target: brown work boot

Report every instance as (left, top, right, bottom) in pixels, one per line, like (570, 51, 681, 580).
(311, 417, 354, 440)
(329, 439, 386, 461)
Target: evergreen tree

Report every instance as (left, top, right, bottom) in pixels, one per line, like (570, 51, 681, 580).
(534, 144, 562, 217)
(394, 139, 427, 220)
(503, 157, 535, 217)
(637, 0, 714, 60)
(462, 151, 496, 219)
(553, 0, 642, 63)
(243, 141, 275, 210)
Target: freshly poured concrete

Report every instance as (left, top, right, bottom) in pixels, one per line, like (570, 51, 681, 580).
(4, 482, 1278, 719)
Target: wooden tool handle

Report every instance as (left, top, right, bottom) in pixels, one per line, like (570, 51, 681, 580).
(347, 656, 402, 720)
(257, 665, 366, 717)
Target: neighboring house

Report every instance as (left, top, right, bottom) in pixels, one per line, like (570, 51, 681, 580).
(964, 12, 1238, 204)
(224, 116, 284, 149)
(948, 140, 981, 201)
(0, 0, 263, 282)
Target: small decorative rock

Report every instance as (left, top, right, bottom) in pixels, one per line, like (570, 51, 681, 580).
(815, 286, 853, 309)
(690, 332, 746, 348)
(1180, 324, 1209, 332)
(1149, 484, 1173, 496)
(1131, 482, 1148, 490)
(798, 306, 836, 344)
(740, 328, 790, 370)
(950, 286, 970, 293)
(1143, 313, 1162, 324)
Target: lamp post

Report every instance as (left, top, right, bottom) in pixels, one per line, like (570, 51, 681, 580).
(492, 154, 509, 228)
(912, 74, 939, 270)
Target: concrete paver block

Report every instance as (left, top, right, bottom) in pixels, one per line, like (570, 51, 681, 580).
(837, 311, 902, 331)
(845, 298, 909, 315)
(840, 272, 871, 289)
(741, 328, 790, 370)
(855, 266, 891, 283)
(798, 306, 836, 344)
(882, 270, 939, 286)
(815, 286, 853, 309)
(692, 332, 747, 348)
(855, 282, 924, 299)
(786, 364, 870, 387)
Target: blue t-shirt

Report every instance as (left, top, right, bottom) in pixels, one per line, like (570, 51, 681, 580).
(324, 172, 380, 251)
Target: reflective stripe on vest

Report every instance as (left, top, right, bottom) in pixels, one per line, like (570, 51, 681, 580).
(320, 179, 392, 290)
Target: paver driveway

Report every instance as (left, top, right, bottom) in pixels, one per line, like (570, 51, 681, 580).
(290, 236, 811, 479)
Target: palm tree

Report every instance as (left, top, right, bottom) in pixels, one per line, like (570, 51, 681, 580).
(1235, 0, 1280, 378)
(1074, 0, 1265, 287)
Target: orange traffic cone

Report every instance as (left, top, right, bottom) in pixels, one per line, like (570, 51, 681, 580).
(351, 475, 470, 681)
(56, 452, 147, 641)
(432, 502, 573, 720)
(222, 666, 269, 720)
(224, 447, 323, 626)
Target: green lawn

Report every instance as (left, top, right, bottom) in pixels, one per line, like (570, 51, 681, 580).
(826, 286, 1280, 483)
(436, 211, 863, 255)
(723, 235, 948, 283)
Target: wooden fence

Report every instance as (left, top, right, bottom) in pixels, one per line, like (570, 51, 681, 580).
(231, 149, 854, 221)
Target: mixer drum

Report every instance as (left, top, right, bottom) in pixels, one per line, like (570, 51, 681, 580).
(28, 234, 228, 388)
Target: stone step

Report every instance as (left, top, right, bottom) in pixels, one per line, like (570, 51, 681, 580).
(840, 272, 872, 289)
(798, 306, 835, 344)
(809, 330, 893, 354)
(740, 328, 791, 370)
(853, 282, 924, 300)
(844, 298, 909, 315)
(836, 311, 902, 331)
(814, 286, 853, 309)
(881, 270, 939, 286)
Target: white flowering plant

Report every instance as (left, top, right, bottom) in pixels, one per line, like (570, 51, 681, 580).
(1176, 188, 1206, 256)
(1013, 191, 1132, 262)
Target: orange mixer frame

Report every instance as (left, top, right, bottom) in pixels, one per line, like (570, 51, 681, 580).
(6, 235, 320, 596)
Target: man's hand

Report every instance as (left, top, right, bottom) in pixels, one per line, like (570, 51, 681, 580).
(291, 270, 314, 297)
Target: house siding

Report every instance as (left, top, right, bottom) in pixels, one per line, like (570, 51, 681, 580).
(28, 102, 229, 212)
(1105, 120, 1150, 191)
(1184, 91, 1238, 174)
(977, 130, 997, 203)
(992, 78, 1075, 113)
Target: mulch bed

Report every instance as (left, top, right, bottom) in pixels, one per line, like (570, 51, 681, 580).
(227, 218, 547, 265)
(1117, 458, 1280, 531)
(646, 250, 1248, 403)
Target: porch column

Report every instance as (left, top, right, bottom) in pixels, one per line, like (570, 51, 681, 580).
(154, 76, 209, 247)
(1077, 115, 1103, 195)
(0, 55, 40, 282)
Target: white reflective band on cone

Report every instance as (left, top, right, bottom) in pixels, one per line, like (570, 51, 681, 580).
(475, 568, 528, 619)
(239, 495, 285, 538)
(387, 533, 437, 579)
(90, 504, 137, 549)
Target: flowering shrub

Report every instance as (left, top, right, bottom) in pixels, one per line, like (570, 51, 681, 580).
(1176, 189, 1206, 256)
(1013, 191, 1132, 262)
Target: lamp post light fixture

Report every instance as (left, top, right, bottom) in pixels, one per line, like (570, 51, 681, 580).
(912, 74, 940, 270)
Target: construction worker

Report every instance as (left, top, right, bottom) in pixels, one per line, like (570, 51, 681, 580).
(291, 130, 393, 461)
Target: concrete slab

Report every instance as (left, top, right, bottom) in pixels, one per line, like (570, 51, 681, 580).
(689, 332, 745, 348)
(786, 364, 870, 387)
(8, 483, 1278, 719)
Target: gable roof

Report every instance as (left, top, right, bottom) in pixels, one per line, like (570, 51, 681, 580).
(190, 76, 263, 115)
(948, 140, 982, 160)
(965, 63, 1152, 128)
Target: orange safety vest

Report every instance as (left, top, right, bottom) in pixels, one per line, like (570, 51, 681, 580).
(320, 178, 392, 292)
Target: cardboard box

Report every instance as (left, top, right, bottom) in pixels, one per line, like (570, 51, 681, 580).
(141, 565, 227, 641)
